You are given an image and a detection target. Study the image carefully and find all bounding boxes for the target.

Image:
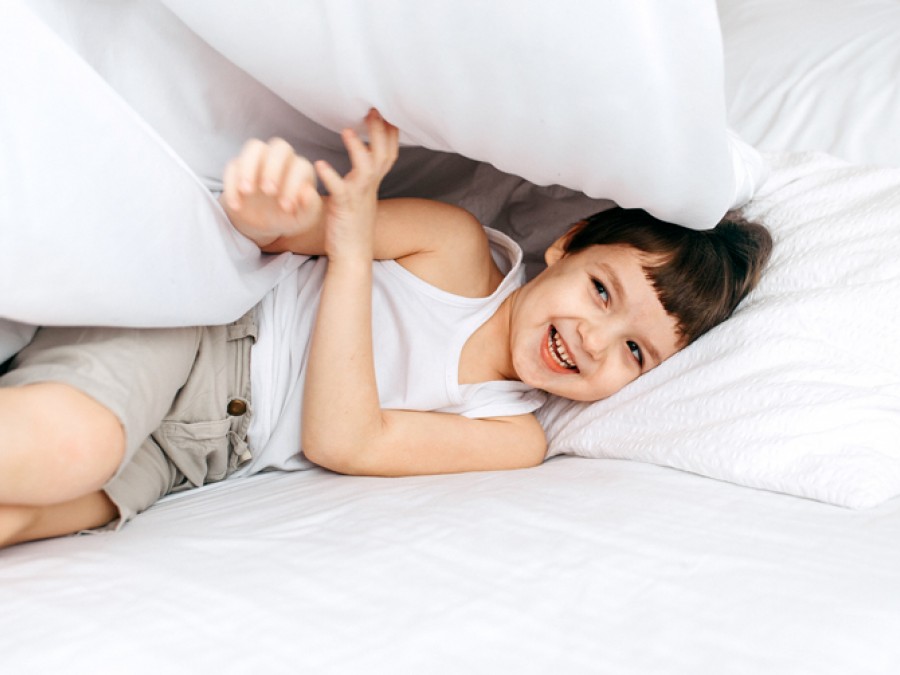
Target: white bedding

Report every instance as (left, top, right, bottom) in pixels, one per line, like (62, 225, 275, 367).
(2, 458, 899, 674)
(161, 0, 759, 228)
(719, 0, 900, 167)
(0, 1, 304, 359)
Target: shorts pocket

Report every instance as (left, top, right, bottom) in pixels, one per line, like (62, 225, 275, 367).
(155, 418, 233, 487)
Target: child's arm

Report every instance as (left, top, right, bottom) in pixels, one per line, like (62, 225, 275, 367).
(222, 130, 506, 297)
(299, 111, 546, 476)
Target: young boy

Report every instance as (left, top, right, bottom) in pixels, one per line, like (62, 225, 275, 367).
(0, 110, 772, 546)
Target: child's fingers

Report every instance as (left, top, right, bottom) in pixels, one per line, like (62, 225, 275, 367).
(380, 122, 400, 169)
(366, 109, 387, 158)
(341, 128, 373, 176)
(222, 159, 243, 210)
(280, 156, 317, 212)
(365, 108, 399, 172)
(260, 138, 295, 196)
(235, 139, 267, 194)
(296, 182, 322, 215)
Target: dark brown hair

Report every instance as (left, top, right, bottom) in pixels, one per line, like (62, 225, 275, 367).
(563, 207, 773, 346)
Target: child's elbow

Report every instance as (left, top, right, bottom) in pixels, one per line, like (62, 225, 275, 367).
(301, 431, 336, 470)
(301, 433, 367, 475)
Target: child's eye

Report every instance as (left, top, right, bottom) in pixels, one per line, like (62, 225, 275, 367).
(627, 340, 643, 367)
(592, 278, 608, 302)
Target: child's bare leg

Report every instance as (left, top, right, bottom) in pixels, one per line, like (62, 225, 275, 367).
(0, 382, 125, 505)
(0, 491, 117, 547)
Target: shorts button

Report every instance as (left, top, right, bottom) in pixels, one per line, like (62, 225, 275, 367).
(227, 399, 248, 416)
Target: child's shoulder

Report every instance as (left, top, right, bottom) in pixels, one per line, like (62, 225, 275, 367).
(381, 199, 504, 298)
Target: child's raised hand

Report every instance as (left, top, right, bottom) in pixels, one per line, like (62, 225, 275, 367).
(314, 109, 399, 263)
(220, 137, 324, 249)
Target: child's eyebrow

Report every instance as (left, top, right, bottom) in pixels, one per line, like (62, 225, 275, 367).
(599, 261, 663, 367)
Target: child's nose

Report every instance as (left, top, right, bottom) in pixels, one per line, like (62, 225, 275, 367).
(577, 320, 610, 359)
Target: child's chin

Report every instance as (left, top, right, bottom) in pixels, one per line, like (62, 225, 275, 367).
(538, 381, 582, 401)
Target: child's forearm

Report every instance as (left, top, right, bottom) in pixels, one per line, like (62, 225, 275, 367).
(300, 261, 549, 476)
(258, 209, 327, 255)
(298, 110, 400, 468)
(301, 258, 384, 464)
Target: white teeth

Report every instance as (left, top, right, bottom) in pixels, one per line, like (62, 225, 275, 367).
(548, 327, 577, 370)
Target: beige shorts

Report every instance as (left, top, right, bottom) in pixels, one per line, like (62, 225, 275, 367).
(0, 311, 257, 525)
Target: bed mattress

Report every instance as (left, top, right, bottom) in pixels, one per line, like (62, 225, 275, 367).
(2, 457, 899, 674)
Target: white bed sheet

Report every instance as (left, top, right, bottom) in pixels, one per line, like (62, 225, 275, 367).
(1, 457, 898, 674)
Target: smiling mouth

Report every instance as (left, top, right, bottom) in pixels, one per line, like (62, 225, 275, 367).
(547, 325, 579, 372)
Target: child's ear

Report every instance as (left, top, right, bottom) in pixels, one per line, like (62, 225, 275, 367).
(544, 224, 580, 266)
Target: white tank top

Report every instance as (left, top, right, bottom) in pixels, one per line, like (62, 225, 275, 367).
(241, 228, 546, 475)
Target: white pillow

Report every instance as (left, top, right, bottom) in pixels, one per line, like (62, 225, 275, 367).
(22, 0, 355, 192)
(539, 152, 900, 509)
(0, 1, 302, 361)
(22, 0, 486, 212)
(160, 0, 761, 229)
(719, 0, 900, 167)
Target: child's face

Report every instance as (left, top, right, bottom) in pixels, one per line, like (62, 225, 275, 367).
(508, 240, 682, 402)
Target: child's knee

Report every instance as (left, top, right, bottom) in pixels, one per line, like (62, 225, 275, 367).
(0, 383, 126, 499)
(43, 383, 125, 464)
